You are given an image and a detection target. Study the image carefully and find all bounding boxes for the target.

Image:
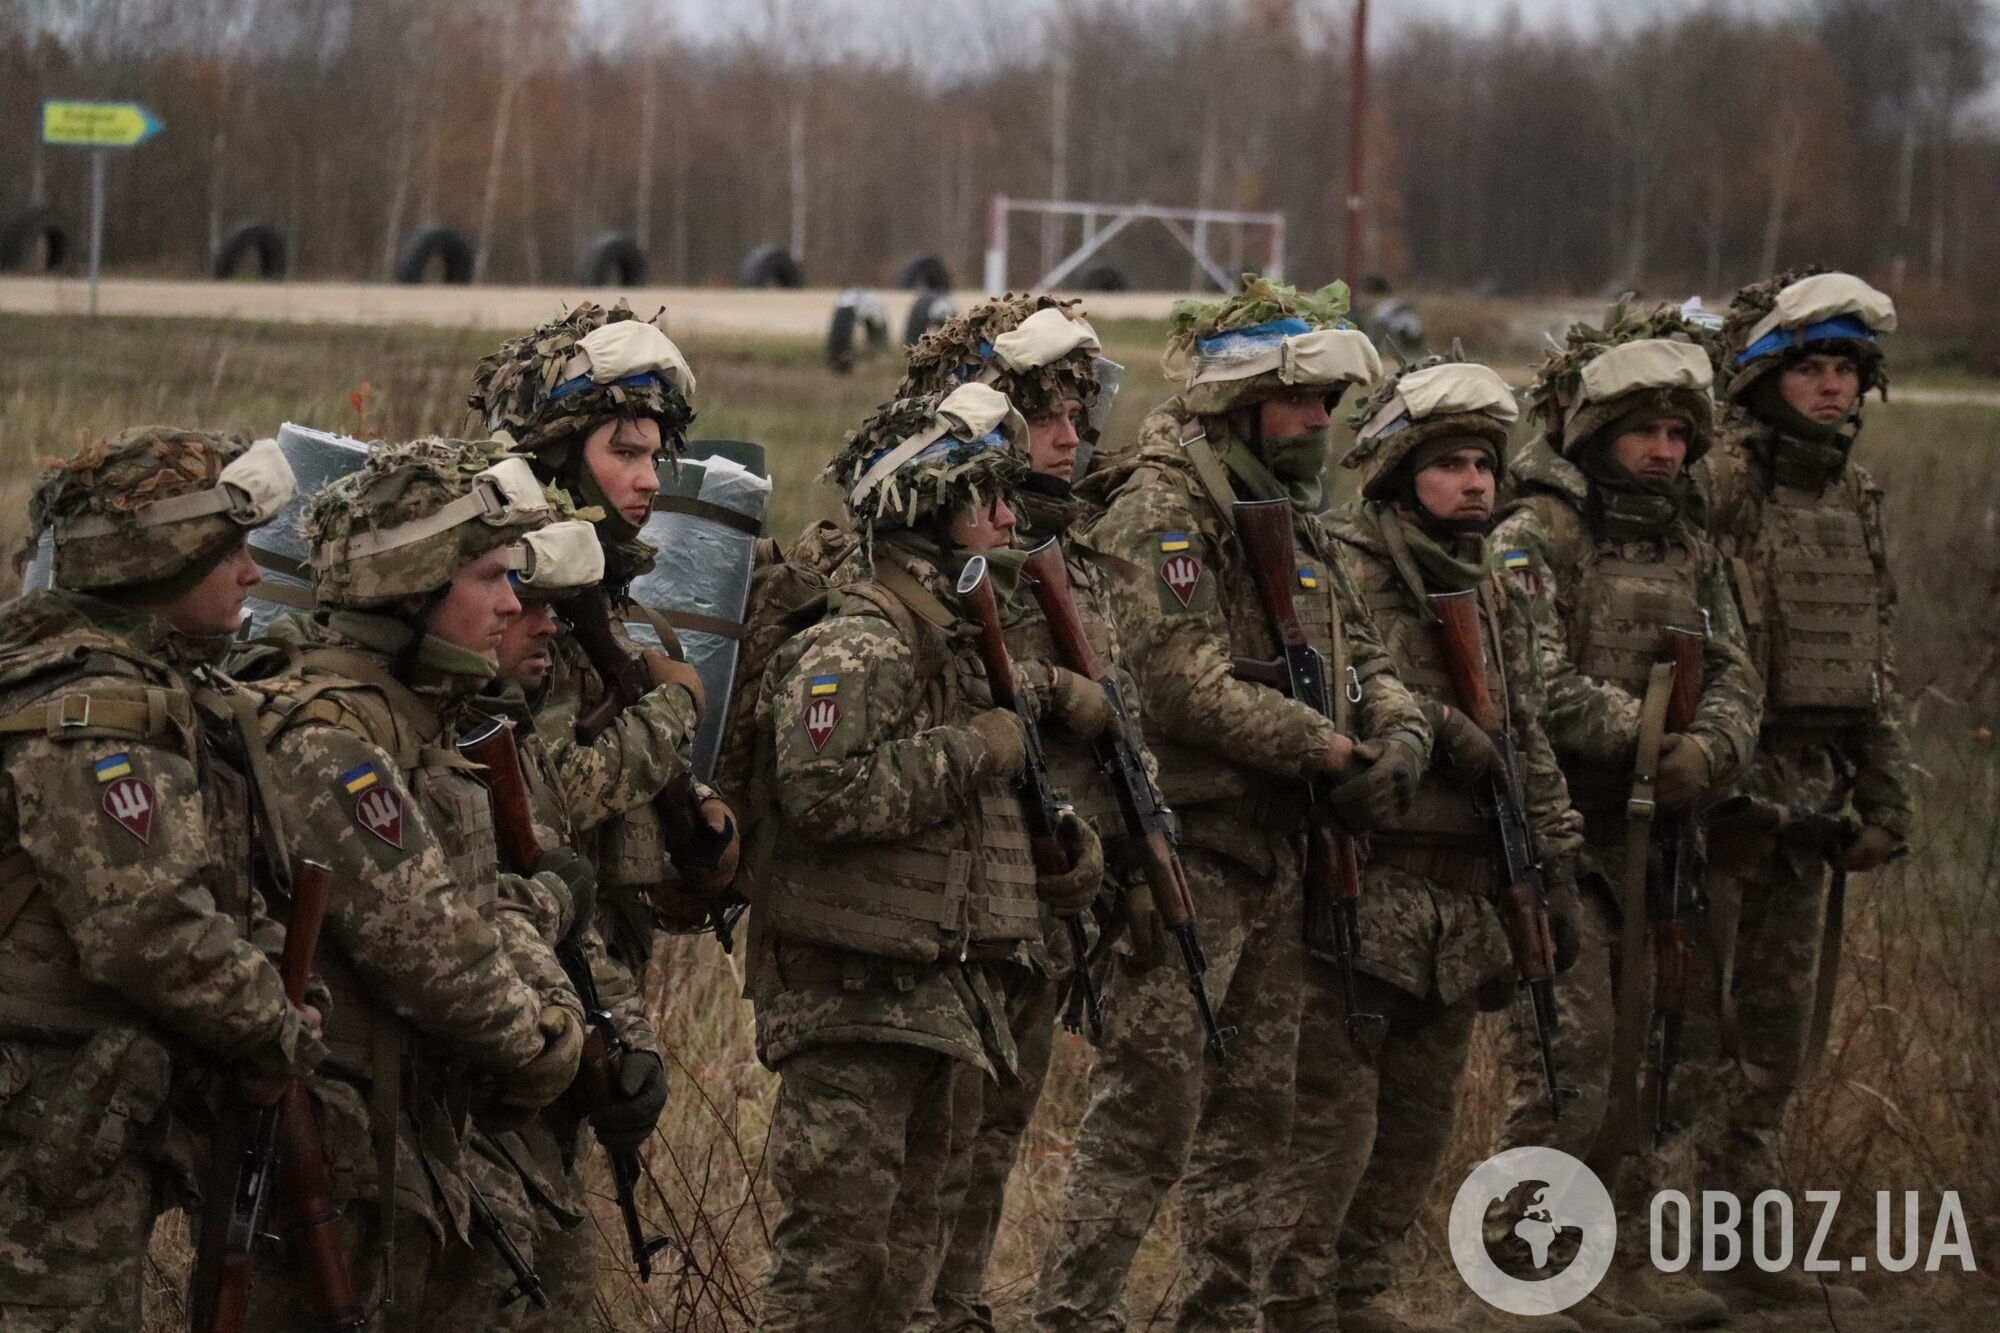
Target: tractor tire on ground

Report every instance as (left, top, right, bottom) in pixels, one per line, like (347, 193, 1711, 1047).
(1074, 264, 1128, 292)
(0, 207, 68, 273)
(395, 226, 474, 284)
(737, 245, 804, 289)
(904, 289, 957, 346)
(212, 221, 288, 279)
(579, 233, 647, 287)
(895, 254, 952, 291)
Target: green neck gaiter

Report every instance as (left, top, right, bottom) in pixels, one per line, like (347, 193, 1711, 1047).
(1745, 374, 1852, 447)
(1220, 430, 1328, 510)
(1577, 446, 1702, 542)
(1372, 503, 1495, 593)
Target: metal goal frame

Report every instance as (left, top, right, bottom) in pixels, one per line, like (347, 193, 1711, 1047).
(982, 195, 1286, 294)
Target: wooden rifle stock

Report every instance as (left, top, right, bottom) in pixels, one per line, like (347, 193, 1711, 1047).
(1648, 625, 1707, 1143)
(1022, 540, 1228, 1057)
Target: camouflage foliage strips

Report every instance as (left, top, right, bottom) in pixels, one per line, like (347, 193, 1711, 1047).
(1523, 300, 1718, 458)
(1165, 276, 1357, 416)
(899, 294, 1101, 416)
(305, 436, 544, 608)
(822, 391, 1026, 539)
(467, 301, 697, 461)
(28, 425, 254, 591)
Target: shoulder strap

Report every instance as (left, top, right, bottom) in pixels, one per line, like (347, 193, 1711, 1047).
(1180, 431, 1242, 518)
(842, 579, 950, 683)
(0, 850, 40, 943)
(868, 558, 959, 633)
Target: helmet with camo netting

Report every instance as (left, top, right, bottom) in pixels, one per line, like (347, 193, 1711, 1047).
(1162, 276, 1382, 417)
(306, 438, 552, 608)
(29, 425, 295, 594)
(1342, 354, 1519, 501)
(467, 302, 697, 466)
(824, 383, 1028, 541)
(1523, 302, 1718, 463)
(898, 294, 1103, 418)
(1717, 267, 1894, 402)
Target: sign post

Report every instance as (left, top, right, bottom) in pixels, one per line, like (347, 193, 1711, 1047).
(40, 100, 164, 317)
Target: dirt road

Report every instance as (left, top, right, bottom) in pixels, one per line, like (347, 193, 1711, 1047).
(0, 276, 1184, 339)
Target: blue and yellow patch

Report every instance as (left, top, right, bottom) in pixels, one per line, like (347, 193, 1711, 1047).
(340, 763, 380, 795)
(1502, 550, 1532, 570)
(92, 753, 132, 783)
(1158, 533, 1191, 553)
(1297, 566, 1319, 589)
(809, 674, 840, 697)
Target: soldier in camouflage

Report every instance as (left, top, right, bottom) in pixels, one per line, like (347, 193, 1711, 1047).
(1261, 358, 1587, 1333)
(1035, 278, 1431, 1333)
(1685, 270, 1910, 1315)
(469, 302, 738, 967)
(895, 296, 1129, 1333)
(481, 503, 670, 1328)
(237, 439, 589, 1327)
(0, 428, 323, 1332)
(751, 385, 1106, 1333)
(1491, 307, 1763, 1329)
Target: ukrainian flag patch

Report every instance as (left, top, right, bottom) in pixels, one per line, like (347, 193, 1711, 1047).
(1298, 566, 1319, 589)
(1502, 550, 1531, 570)
(1158, 533, 1191, 553)
(340, 763, 380, 795)
(809, 674, 840, 697)
(93, 753, 132, 783)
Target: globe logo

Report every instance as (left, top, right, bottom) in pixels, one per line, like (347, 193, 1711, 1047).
(1449, 1147, 1617, 1315)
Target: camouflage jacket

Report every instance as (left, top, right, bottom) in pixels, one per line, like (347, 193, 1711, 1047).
(0, 592, 316, 1077)
(1695, 412, 1913, 836)
(749, 546, 1064, 1075)
(1495, 435, 1761, 821)
(242, 613, 580, 1232)
(1078, 409, 1430, 874)
(1326, 505, 1579, 1001)
(533, 597, 704, 960)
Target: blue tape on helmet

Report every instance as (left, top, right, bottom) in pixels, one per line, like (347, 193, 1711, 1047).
(542, 370, 667, 402)
(1734, 314, 1877, 366)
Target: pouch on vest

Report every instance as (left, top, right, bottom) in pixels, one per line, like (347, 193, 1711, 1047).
(21, 1025, 171, 1208)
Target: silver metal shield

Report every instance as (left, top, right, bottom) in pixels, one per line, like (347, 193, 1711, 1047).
(242, 423, 372, 636)
(622, 440, 771, 782)
(1075, 353, 1125, 481)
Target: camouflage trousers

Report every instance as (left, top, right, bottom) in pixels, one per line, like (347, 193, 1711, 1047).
(0, 1140, 160, 1332)
(912, 959, 1062, 1333)
(759, 1042, 975, 1333)
(1261, 972, 1478, 1332)
(1034, 839, 1305, 1333)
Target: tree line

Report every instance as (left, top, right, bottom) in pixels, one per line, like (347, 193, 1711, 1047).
(2, 0, 1991, 299)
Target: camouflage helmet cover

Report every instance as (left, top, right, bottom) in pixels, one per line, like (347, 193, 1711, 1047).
(1342, 354, 1519, 500)
(898, 294, 1103, 417)
(1524, 301, 1718, 463)
(467, 302, 697, 462)
(306, 438, 551, 608)
(1161, 275, 1382, 416)
(823, 383, 1028, 538)
(30, 425, 296, 592)
(1717, 267, 1894, 401)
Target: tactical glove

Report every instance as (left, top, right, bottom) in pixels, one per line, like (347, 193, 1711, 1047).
(1836, 825, 1902, 872)
(534, 846, 599, 944)
(1653, 734, 1710, 812)
(969, 708, 1028, 779)
(1432, 704, 1503, 781)
(500, 1008, 585, 1110)
(590, 1050, 668, 1151)
(1037, 810, 1105, 915)
(676, 795, 741, 899)
(1304, 732, 1358, 777)
(1325, 736, 1422, 831)
(1044, 666, 1115, 740)
(643, 649, 706, 715)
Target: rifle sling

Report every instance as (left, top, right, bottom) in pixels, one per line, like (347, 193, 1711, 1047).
(1598, 660, 1675, 1170)
(1180, 432, 1241, 514)
(868, 558, 959, 632)
(1802, 868, 1847, 1082)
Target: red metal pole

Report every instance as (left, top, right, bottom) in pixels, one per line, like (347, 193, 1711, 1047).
(1343, 0, 1369, 280)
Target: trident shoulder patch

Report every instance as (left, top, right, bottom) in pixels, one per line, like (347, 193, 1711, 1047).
(353, 785, 404, 849)
(803, 685, 843, 753)
(1156, 532, 1204, 608)
(100, 775, 156, 843)
(1502, 549, 1540, 598)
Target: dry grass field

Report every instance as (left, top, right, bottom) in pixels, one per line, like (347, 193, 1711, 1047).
(0, 309, 1994, 1330)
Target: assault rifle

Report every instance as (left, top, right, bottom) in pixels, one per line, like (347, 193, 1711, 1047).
(1648, 627, 1706, 1145)
(957, 555, 1104, 1039)
(556, 590, 740, 943)
(1226, 497, 1382, 1051)
(191, 859, 363, 1333)
(1023, 539, 1231, 1059)
(459, 718, 677, 1284)
(1429, 589, 1576, 1119)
